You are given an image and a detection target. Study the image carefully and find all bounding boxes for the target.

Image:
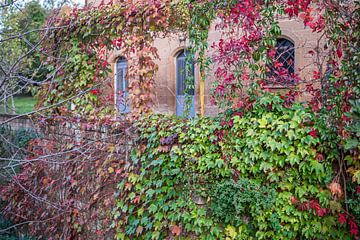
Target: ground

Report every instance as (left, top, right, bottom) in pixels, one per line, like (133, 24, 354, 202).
(0, 96, 36, 114)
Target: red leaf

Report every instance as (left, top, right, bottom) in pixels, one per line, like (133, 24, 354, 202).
(338, 213, 347, 225)
(309, 129, 318, 138)
(101, 60, 108, 68)
(290, 196, 298, 205)
(336, 45, 342, 58)
(349, 219, 359, 236)
(133, 195, 141, 204)
(315, 207, 327, 217)
(90, 89, 100, 95)
(312, 71, 321, 79)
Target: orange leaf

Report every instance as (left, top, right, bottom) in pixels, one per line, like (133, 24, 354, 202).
(328, 181, 343, 198)
(133, 195, 141, 204)
(171, 225, 181, 236)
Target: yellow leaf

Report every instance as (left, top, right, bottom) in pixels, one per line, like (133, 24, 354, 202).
(133, 88, 141, 95)
(108, 145, 115, 153)
(225, 225, 237, 239)
(108, 167, 114, 173)
(258, 118, 268, 128)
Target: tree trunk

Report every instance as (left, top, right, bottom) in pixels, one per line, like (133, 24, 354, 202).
(10, 95, 16, 114)
(3, 90, 8, 114)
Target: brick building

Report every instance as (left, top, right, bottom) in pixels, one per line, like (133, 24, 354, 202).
(89, 1, 323, 117)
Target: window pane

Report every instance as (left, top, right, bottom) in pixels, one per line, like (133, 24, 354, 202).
(116, 58, 128, 92)
(176, 50, 194, 96)
(115, 58, 129, 113)
(267, 38, 295, 83)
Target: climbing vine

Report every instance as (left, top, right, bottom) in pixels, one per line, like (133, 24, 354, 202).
(113, 94, 354, 239)
(38, 0, 185, 117)
(1, 0, 359, 239)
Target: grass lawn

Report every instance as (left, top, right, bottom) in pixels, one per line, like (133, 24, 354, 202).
(0, 96, 36, 114)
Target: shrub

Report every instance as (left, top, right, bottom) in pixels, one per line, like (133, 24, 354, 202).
(0, 125, 38, 159)
(0, 215, 35, 240)
(209, 179, 276, 227)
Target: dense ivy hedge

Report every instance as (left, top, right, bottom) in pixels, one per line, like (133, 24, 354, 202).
(112, 94, 354, 239)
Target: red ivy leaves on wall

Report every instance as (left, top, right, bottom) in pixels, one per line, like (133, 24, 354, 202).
(338, 213, 359, 236)
(291, 197, 329, 217)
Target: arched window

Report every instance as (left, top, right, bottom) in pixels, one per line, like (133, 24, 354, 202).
(115, 57, 129, 113)
(176, 50, 195, 117)
(268, 38, 295, 83)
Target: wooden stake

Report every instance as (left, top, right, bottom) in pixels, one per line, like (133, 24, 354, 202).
(200, 65, 205, 117)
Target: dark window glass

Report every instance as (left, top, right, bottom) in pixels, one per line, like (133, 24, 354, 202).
(268, 38, 295, 83)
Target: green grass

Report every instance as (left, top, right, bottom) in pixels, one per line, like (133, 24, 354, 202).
(0, 96, 36, 114)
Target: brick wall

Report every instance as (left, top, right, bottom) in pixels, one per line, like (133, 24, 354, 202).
(86, 1, 326, 116)
(0, 114, 34, 130)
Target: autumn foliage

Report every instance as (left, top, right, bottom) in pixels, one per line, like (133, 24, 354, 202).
(1, 0, 359, 239)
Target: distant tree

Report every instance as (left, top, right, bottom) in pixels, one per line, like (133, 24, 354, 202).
(0, 0, 47, 113)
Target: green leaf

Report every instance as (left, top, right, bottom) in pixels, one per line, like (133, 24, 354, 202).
(149, 204, 157, 213)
